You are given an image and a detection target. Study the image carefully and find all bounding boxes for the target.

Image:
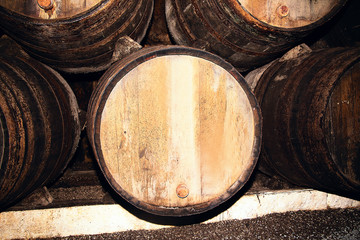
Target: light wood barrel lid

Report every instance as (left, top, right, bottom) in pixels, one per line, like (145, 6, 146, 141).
(0, 0, 102, 19)
(237, 0, 343, 28)
(88, 46, 262, 216)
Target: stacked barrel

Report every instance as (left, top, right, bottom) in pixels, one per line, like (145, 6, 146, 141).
(0, 0, 358, 216)
(246, 46, 360, 197)
(0, 38, 81, 209)
(0, 0, 154, 210)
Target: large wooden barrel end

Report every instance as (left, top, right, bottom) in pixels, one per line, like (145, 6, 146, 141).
(87, 46, 261, 216)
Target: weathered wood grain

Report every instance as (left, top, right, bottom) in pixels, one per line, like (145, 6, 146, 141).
(0, 38, 81, 210)
(324, 61, 360, 189)
(87, 46, 262, 216)
(248, 47, 360, 197)
(0, 0, 154, 73)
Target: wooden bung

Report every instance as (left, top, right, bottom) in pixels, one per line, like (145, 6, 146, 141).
(37, 0, 53, 10)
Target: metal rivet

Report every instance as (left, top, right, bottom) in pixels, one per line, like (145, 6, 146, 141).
(176, 184, 189, 198)
(37, 0, 54, 10)
(278, 5, 289, 18)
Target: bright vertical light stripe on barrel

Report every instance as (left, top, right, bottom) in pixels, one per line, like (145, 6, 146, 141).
(167, 56, 201, 205)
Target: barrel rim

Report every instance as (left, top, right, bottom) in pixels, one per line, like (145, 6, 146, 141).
(323, 57, 360, 189)
(89, 45, 262, 216)
(0, 106, 7, 176)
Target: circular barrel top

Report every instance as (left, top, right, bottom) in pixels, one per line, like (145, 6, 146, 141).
(88, 46, 261, 216)
(0, 0, 102, 19)
(237, 0, 343, 28)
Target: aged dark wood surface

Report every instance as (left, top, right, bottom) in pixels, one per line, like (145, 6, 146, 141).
(0, 0, 154, 73)
(0, 38, 81, 210)
(165, 0, 347, 73)
(324, 61, 360, 190)
(252, 47, 360, 197)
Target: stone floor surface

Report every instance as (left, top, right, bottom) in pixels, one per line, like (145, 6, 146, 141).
(43, 208, 359, 240)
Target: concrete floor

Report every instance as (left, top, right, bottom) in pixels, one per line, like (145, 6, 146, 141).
(42, 208, 360, 240)
(1, 188, 359, 239)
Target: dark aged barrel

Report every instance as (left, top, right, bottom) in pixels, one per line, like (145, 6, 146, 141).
(87, 46, 262, 216)
(0, 43, 81, 209)
(246, 47, 360, 196)
(0, 0, 154, 73)
(165, 0, 346, 72)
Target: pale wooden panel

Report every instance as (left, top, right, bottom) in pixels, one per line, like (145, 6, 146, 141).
(136, 57, 171, 205)
(99, 67, 141, 200)
(100, 55, 255, 207)
(167, 56, 201, 206)
(198, 61, 255, 196)
(0, 0, 102, 19)
(238, 0, 340, 28)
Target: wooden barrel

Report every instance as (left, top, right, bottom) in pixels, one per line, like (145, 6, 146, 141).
(87, 46, 262, 216)
(0, 0, 154, 73)
(246, 47, 360, 196)
(165, 0, 347, 72)
(0, 43, 81, 209)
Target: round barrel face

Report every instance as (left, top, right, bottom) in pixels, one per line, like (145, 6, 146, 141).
(0, 0, 102, 19)
(238, 0, 342, 28)
(95, 50, 260, 215)
(324, 61, 360, 187)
